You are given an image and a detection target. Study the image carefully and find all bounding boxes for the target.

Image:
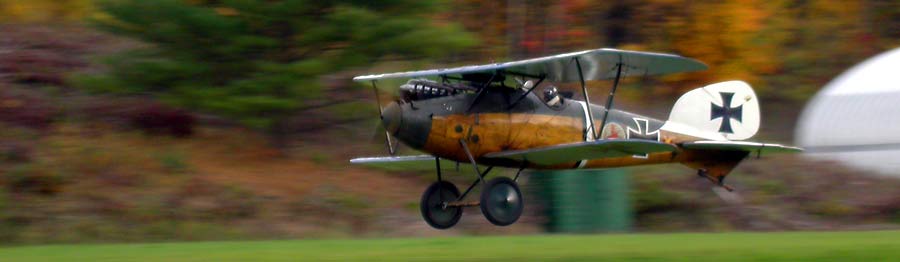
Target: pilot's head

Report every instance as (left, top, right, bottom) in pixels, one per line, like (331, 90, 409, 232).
(543, 86, 558, 102)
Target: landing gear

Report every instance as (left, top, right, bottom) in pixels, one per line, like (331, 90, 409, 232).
(420, 181, 462, 229)
(418, 140, 527, 229)
(420, 173, 524, 229)
(480, 177, 524, 226)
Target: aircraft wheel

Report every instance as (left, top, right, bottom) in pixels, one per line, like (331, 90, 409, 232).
(480, 177, 523, 226)
(420, 181, 462, 229)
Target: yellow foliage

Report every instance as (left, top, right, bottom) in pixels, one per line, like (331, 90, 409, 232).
(0, 0, 94, 23)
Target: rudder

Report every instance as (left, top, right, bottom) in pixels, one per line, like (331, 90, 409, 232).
(665, 81, 759, 141)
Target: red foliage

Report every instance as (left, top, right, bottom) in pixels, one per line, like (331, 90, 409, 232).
(5, 164, 65, 196)
(0, 91, 59, 131)
(0, 141, 32, 162)
(81, 99, 195, 137)
(0, 26, 93, 87)
(130, 103, 195, 138)
(0, 49, 83, 86)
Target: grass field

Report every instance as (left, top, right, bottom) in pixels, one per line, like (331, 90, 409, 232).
(1, 230, 899, 261)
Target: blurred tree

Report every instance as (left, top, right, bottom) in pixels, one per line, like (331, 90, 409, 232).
(452, 0, 895, 100)
(77, 0, 476, 148)
(614, 0, 781, 93)
(867, 0, 900, 42)
(451, 0, 510, 59)
(758, 0, 873, 100)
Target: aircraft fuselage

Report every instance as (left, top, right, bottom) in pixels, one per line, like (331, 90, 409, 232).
(382, 87, 741, 170)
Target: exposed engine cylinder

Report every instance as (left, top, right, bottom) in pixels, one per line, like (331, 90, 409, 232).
(399, 79, 474, 102)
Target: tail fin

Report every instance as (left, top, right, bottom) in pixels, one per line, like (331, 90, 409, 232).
(665, 81, 760, 141)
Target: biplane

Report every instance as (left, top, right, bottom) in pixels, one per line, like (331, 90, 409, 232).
(350, 48, 801, 229)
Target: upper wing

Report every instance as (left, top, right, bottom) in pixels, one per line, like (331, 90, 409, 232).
(483, 139, 677, 166)
(681, 141, 803, 154)
(353, 48, 707, 83)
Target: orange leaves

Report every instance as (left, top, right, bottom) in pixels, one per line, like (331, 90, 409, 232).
(0, 0, 94, 23)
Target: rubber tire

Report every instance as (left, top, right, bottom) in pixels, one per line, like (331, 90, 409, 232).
(480, 177, 524, 226)
(420, 181, 462, 229)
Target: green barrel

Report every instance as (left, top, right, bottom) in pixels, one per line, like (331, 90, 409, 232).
(530, 169, 632, 233)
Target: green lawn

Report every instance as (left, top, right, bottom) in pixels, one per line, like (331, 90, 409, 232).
(2, 230, 899, 261)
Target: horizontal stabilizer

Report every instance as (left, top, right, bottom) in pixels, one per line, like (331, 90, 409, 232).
(484, 140, 677, 166)
(681, 141, 802, 154)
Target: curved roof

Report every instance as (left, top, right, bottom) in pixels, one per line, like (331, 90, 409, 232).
(796, 47, 900, 176)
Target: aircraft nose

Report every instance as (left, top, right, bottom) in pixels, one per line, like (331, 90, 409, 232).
(381, 101, 431, 150)
(381, 102, 402, 134)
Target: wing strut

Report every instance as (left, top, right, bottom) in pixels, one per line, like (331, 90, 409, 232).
(599, 62, 623, 136)
(574, 57, 598, 140)
(507, 74, 545, 109)
(371, 80, 397, 155)
(465, 71, 499, 113)
(575, 55, 624, 140)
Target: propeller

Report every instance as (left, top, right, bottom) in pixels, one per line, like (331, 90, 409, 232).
(370, 81, 398, 155)
(370, 121, 386, 141)
(370, 120, 397, 155)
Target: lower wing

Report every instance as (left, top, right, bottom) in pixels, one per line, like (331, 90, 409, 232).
(350, 155, 435, 164)
(350, 155, 465, 171)
(350, 140, 676, 167)
(483, 139, 677, 166)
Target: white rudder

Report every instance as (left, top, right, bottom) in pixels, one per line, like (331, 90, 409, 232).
(663, 81, 760, 141)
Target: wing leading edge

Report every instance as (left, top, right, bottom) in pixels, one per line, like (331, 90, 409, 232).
(350, 155, 454, 171)
(353, 48, 707, 83)
(483, 139, 677, 166)
(681, 141, 803, 154)
(349, 155, 436, 164)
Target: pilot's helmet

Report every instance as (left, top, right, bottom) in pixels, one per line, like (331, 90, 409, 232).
(543, 86, 558, 101)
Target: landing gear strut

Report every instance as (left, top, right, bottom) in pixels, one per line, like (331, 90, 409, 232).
(459, 139, 524, 227)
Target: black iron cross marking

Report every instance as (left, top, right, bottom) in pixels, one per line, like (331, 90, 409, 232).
(626, 118, 659, 159)
(626, 118, 659, 141)
(710, 92, 743, 134)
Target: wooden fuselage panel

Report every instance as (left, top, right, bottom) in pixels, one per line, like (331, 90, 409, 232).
(398, 89, 701, 170)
